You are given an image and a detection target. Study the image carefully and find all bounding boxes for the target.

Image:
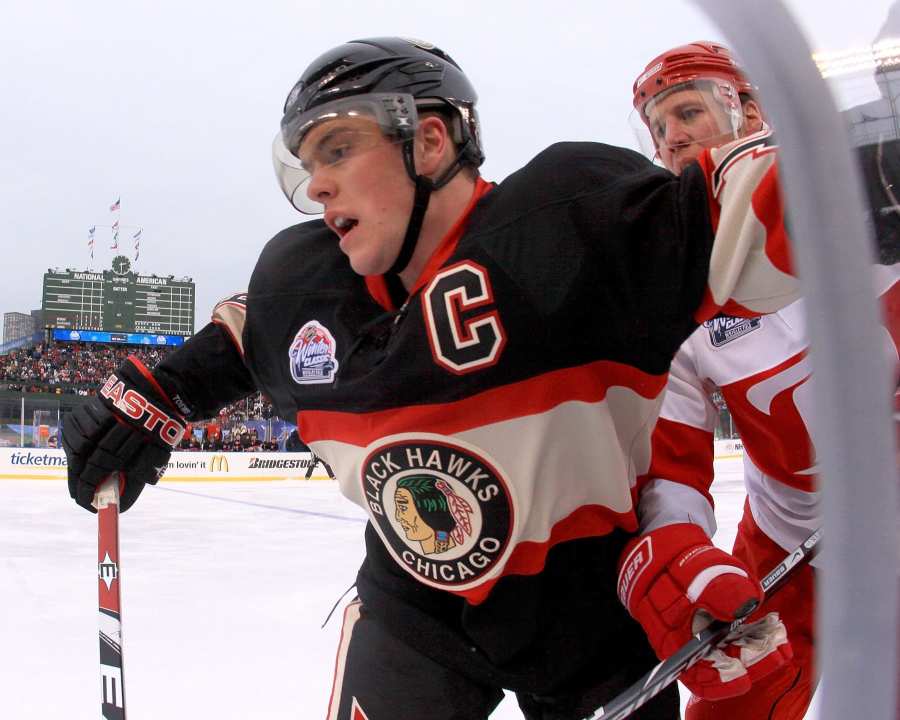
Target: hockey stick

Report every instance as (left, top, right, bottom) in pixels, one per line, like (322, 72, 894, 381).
(95, 473, 127, 719)
(584, 527, 822, 720)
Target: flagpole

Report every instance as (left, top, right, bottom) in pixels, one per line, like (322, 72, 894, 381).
(91, 197, 141, 268)
(132, 228, 142, 265)
(110, 195, 120, 251)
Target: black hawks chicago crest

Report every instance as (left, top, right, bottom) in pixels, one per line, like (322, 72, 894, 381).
(362, 436, 514, 592)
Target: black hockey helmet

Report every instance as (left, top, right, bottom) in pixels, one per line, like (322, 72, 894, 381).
(280, 37, 483, 168)
(273, 38, 485, 276)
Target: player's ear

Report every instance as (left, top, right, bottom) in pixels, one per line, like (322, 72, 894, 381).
(415, 115, 451, 177)
(742, 98, 764, 134)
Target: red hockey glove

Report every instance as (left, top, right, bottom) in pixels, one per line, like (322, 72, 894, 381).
(617, 523, 792, 700)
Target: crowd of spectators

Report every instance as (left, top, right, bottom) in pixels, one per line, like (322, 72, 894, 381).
(1, 340, 295, 451)
(178, 423, 280, 452)
(216, 393, 278, 427)
(0, 341, 173, 395)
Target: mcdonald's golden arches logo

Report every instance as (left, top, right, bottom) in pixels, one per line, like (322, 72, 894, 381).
(208, 455, 229, 473)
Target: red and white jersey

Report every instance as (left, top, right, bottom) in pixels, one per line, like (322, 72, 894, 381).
(875, 263, 900, 385)
(640, 268, 900, 564)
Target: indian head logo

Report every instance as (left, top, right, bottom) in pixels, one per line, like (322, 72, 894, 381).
(288, 320, 339, 384)
(394, 475, 474, 555)
(362, 436, 514, 593)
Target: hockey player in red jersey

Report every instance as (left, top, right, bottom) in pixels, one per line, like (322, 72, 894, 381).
(63, 38, 819, 720)
(626, 41, 900, 720)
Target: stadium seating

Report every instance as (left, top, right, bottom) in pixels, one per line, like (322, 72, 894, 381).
(0, 340, 293, 451)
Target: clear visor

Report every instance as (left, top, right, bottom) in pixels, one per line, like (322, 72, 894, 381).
(274, 93, 420, 214)
(629, 78, 746, 172)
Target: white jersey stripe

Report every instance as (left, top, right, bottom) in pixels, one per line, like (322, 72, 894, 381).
(325, 600, 362, 720)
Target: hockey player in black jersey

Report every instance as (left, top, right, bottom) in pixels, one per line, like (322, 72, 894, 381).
(64, 38, 803, 719)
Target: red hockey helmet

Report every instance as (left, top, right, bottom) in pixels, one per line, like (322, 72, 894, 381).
(630, 42, 760, 174)
(632, 41, 755, 118)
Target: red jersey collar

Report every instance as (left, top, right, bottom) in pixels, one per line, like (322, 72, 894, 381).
(365, 177, 494, 310)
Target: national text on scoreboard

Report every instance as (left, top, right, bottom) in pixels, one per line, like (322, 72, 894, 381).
(41, 255, 195, 335)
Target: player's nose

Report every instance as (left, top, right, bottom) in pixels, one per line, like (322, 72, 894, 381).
(664, 118, 691, 148)
(307, 167, 336, 205)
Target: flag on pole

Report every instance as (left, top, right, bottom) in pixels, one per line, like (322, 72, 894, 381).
(110, 227, 119, 250)
(133, 229, 142, 262)
(109, 197, 120, 212)
(88, 226, 96, 259)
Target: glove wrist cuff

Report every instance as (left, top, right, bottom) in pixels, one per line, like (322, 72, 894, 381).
(98, 357, 187, 448)
(617, 522, 711, 610)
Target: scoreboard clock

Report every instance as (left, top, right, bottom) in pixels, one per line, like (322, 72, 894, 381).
(111, 256, 131, 275)
(42, 256, 195, 335)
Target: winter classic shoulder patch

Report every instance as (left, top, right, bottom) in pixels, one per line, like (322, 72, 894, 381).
(704, 315, 762, 347)
(288, 320, 339, 384)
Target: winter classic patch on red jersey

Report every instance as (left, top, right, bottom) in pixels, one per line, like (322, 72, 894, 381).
(362, 436, 514, 593)
(288, 320, 339, 385)
(704, 314, 762, 347)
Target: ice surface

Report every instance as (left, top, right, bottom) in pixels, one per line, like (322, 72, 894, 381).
(0, 459, 817, 718)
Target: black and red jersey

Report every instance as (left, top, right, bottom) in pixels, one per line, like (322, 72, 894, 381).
(155, 138, 798, 689)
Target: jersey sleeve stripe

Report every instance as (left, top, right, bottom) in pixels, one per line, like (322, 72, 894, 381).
(640, 417, 715, 504)
(211, 293, 248, 358)
(753, 163, 793, 276)
(461, 503, 636, 605)
(693, 131, 799, 322)
(297, 359, 667, 446)
(879, 271, 900, 365)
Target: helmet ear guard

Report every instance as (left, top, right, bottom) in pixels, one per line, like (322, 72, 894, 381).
(414, 98, 485, 169)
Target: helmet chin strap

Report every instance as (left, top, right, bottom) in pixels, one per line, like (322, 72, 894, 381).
(388, 139, 475, 277)
(388, 174, 432, 276)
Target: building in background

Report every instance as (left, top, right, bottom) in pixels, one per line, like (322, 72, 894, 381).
(3, 312, 34, 345)
(815, 38, 900, 144)
(30, 308, 43, 333)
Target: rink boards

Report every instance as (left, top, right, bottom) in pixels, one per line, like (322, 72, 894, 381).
(0, 440, 744, 481)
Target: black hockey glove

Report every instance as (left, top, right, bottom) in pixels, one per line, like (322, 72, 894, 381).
(63, 356, 187, 513)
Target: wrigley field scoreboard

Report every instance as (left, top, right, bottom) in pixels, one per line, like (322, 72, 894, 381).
(42, 255, 195, 335)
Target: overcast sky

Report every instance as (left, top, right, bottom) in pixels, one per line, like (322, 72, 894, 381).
(1, 0, 893, 330)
